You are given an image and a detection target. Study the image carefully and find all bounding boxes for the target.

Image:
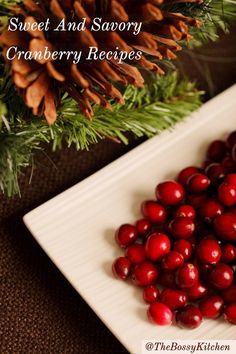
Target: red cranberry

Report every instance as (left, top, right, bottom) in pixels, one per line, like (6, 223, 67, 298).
(112, 257, 131, 280)
(187, 281, 208, 300)
(227, 131, 236, 149)
(161, 251, 184, 271)
(173, 239, 192, 261)
(174, 204, 196, 219)
(221, 285, 236, 304)
(145, 232, 171, 261)
(175, 263, 199, 289)
(143, 285, 159, 304)
(136, 218, 152, 237)
(160, 288, 187, 311)
(196, 239, 221, 265)
(199, 295, 224, 319)
(131, 261, 159, 287)
(214, 213, 236, 241)
(222, 156, 236, 173)
(177, 166, 200, 186)
(224, 303, 236, 324)
(158, 271, 176, 288)
(141, 201, 167, 224)
(187, 173, 210, 193)
(169, 217, 195, 239)
(220, 244, 236, 263)
(207, 140, 226, 162)
(225, 173, 236, 187)
(125, 244, 146, 264)
(176, 305, 202, 329)
(200, 199, 224, 223)
(208, 263, 234, 290)
(147, 302, 173, 326)
(155, 181, 185, 206)
(205, 163, 226, 185)
(187, 193, 208, 209)
(115, 224, 138, 248)
(218, 182, 236, 206)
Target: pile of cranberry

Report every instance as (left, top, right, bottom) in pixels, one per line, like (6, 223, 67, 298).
(112, 131, 236, 329)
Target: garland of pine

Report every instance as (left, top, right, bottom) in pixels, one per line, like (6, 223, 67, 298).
(0, 0, 235, 197)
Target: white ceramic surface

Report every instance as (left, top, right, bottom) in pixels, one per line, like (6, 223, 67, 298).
(24, 85, 236, 354)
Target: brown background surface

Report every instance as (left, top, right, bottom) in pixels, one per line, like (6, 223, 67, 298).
(0, 28, 236, 354)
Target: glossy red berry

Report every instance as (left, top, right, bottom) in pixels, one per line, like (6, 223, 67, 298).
(141, 201, 167, 224)
(196, 239, 221, 265)
(187, 281, 208, 300)
(125, 244, 146, 264)
(175, 263, 199, 289)
(143, 285, 159, 304)
(205, 163, 226, 185)
(226, 131, 236, 149)
(199, 295, 224, 319)
(177, 166, 200, 186)
(132, 261, 159, 287)
(169, 217, 195, 239)
(112, 257, 131, 280)
(218, 182, 236, 206)
(221, 285, 236, 304)
(220, 244, 236, 263)
(207, 140, 226, 162)
(115, 224, 138, 248)
(136, 218, 152, 237)
(161, 251, 184, 271)
(174, 204, 196, 219)
(145, 232, 171, 261)
(187, 173, 210, 193)
(224, 303, 236, 324)
(173, 239, 192, 261)
(214, 213, 236, 241)
(160, 288, 187, 311)
(147, 302, 173, 326)
(225, 173, 236, 187)
(200, 198, 224, 223)
(155, 181, 185, 206)
(176, 305, 202, 329)
(208, 263, 234, 290)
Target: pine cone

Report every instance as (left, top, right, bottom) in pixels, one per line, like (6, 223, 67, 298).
(0, 0, 202, 124)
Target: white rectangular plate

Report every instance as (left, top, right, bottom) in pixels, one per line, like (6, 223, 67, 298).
(24, 85, 236, 354)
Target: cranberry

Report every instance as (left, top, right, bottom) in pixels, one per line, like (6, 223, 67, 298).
(173, 239, 192, 261)
(169, 217, 195, 239)
(136, 218, 152, 237)
(158, 271, 176, 288)
(112, 257, 131, 280)
(176, 305, 202, 329)
(187, 281, 208, 300)
(147, 302, 173, 326)
(207, 140, 226, 162)
(214, 213, 236, 241)
(220, 244, 236, 263)
(155, 181, 185, 206)
(145, 232, 171, 261)
(209, 263, 234, 290)
(200, 199, 224, 223)
(160, 288, 187, 311)
(141, 201, 167, 224)
(174, 204, 196, 219)
(222, 156, 236, 173)
(224, 303, 236, 324)
(131, 261, 159, 287)
(187, 173, 210, 193)
(205, 163, 226, 185)
(227, 131, 236, 149)
(187, 193, 208, 209)
(225, 173, 236, 187)
(115, 224, 138, 248)
(175, 263, 199, 289)
(218, 182, 236, 206)
(199, 295, 224, 319)
(196, 239, 221, 265)
(143, 285, 159, 304)
(125, 244, 146, 264)
(177, 166, 200, 186)
(221, 285, 236, 304)
(161, 251, 184, 271)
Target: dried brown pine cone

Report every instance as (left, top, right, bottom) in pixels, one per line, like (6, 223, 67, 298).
(0, 0, 202, 124)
